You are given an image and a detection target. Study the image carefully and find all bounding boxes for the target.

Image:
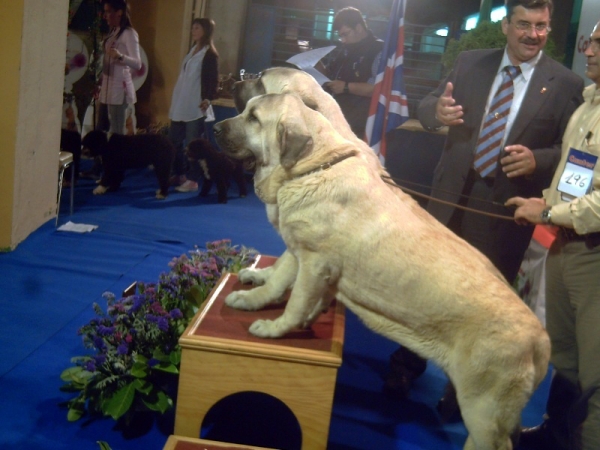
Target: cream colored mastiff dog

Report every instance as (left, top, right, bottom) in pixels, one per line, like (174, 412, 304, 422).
(230, 66, 391, 292)
(231, 67, 498, 314)
(213, 93, 550, 450)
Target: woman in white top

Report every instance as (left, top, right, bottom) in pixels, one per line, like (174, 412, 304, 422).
(97, 0, 142, 135)
(168, 18, 219, 192)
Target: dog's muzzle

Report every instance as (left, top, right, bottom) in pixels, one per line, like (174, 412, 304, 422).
(212, 121, 234, 155)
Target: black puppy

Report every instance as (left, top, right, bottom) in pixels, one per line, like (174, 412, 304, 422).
(185, 138, 247, 203)
(82, 130, 175, 199)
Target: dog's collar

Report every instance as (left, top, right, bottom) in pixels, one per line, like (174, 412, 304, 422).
(292, 152, 356, 179)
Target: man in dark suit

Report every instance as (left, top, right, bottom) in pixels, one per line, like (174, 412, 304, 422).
(385, 0, 584, 416)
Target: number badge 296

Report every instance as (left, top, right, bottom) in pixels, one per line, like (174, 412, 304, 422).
(557, 148, 597, 201)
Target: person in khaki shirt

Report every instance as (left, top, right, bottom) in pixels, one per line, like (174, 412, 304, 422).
(506, 21, 600, 450)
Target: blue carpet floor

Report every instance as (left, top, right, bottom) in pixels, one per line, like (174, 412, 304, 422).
(0, 165, 550, 449)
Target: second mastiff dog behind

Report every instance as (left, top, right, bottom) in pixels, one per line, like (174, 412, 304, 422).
(213, 92, 550, 450)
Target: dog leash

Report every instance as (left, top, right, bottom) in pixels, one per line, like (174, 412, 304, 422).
(261, 155, 515, 221)
(381, 175, 516, 221)
(293, 152, 357, 179)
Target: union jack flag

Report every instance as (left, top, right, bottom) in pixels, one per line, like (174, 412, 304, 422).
(365, 0, 409, 164)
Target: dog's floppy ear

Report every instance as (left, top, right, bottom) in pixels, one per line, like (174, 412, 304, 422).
(277, 114, 313, 170)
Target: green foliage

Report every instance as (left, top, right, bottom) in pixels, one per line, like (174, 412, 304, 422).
(60, 240, 257, 424)
(441, 21, 563, 76)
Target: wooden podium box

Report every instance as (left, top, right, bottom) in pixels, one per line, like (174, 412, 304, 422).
(174, 255, 345, 450)
(163, 435, 276, 450)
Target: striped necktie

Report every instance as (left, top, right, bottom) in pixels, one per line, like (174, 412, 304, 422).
(473, 65, 521, 177)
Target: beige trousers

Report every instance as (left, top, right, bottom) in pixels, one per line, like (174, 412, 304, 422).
(546, 235, 600, 449)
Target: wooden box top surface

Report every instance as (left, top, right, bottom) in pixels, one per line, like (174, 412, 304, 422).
(180, 256, 344, 365)
(164, 435, 277, 450)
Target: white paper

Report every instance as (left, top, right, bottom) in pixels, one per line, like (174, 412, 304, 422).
(286, 46, 336, 85)
(204, 104, 215, 122)
(301, 66, 331, 86)
(57, 221, 99, 233)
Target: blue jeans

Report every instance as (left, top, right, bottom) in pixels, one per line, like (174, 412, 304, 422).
(169, 118, 205, 180)
(97, 102, 127, 135)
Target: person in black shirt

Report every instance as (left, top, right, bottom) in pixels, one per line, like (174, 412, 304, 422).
(322, 7, 383, 138)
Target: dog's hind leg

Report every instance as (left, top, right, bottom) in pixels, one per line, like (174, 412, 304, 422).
(460, 396, 518, 450)
(248, 254, 331, 338)
(226, 251, 297, 311)
(455, 365, 533, 450)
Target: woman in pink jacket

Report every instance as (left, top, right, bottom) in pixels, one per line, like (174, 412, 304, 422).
(98, 0, 142, 135)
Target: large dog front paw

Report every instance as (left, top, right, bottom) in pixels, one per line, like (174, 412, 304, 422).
(225, 290, 262, 310)
(249, 318, 290, 338)
(238, 267, 272, 286)
(93, 185, 108, 195)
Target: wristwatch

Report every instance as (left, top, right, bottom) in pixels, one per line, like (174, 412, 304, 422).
(343, 82, 349, 94)
(540, 206, 553, 224)
(117, 54, 124, 62)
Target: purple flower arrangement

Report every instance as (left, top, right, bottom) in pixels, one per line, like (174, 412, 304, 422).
(60, 240, 257, 422)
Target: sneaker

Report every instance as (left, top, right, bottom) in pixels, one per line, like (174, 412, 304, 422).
(175, 180, 198, 192)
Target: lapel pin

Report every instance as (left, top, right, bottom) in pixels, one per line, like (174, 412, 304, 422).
(540, 87, 547, 94)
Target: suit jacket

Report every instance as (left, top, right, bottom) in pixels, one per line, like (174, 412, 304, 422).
(419, 49, 583, 221)
(418, 49, 583, 278)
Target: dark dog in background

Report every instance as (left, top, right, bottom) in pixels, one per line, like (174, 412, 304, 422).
(185, 138, 247, 203)
(82, 130, 175, 199)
